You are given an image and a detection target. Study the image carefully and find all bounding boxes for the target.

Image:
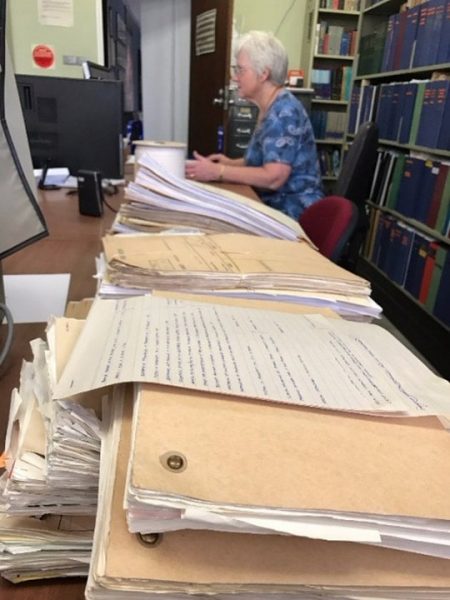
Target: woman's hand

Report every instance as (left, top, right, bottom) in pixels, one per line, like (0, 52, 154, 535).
(185, 151, 223, 182)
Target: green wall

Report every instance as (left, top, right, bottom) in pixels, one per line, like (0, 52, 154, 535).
(233, 0, 307, 70)
(7, 0, 103, 78)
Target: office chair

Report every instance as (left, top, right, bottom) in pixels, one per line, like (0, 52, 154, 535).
(300, 195, 359, 263)
(332, 121, 379, 269)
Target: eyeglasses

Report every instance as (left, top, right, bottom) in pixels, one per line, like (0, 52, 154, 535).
(231, 64, 250, 77)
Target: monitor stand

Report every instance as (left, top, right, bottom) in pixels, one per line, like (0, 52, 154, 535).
(0, 261, 4, 306)
(38, 161, 61, 191)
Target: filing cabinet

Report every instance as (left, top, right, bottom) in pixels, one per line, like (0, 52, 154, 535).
(226, 89, 313, 158)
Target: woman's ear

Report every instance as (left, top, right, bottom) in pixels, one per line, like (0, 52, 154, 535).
(260, 68, 270, 82)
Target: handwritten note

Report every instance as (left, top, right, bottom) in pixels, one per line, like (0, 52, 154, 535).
(53, 296, 450, 416)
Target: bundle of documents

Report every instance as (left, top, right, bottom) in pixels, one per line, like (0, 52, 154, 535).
(116, 154, 303, 241)
(86, 390, 450, 600)
(54, 295, 450, 418)
(123, 382, 450, 558)
(0, 513, 93, 582)
(1, 316, 105, 516)
(100, 232, 382, 320)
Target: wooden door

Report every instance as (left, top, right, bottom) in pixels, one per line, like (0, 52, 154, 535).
(188, 0, 234, 156)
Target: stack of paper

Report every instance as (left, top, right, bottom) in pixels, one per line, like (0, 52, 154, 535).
(86, 391, 450, 600)
(1, 316, 105, 517)
(100, 232, 381, 320)
(0, 513, 94, 583)
(115, 154, 303, 241)
(123, 383, 450, 558)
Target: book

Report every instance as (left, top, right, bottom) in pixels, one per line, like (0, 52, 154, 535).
(427, 0, 447, 65)
(385, 152, 407, 209)
(408, 80, 428, 145)
(436, 0, 450, 63)
(374, 214, 395, 272)
(357, 23, 388, 75)
(425, 245, 448, 312)
(392, 9, 409, 71)
(426, 162, 449, 228)
(391, 223, 416, 286)
(432, 247, 450, 326)
(399, 5, 421, 69)
(414, 159, 440, 223)
(418, 240, 440, 303)
(381, 13, 397, 72)
(436, 79, 450, 149)
(347, 85, 361, 134)
(416, 79, 450, 148)
(413, 1, 432, 67)
(398, 81, 418, 144)
(404, 233, 433, 299)
(435, 166, 450, 233)
(395, 156, 424, 218)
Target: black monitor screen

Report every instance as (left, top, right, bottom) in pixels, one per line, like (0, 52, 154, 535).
(15, 74, 124, 179)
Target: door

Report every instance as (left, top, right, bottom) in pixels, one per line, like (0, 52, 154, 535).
(188, 0, 234, 156)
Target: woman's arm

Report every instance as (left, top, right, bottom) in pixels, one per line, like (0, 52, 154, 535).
(186, 151, 291, 189)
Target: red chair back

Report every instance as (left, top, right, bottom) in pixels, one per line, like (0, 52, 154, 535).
(299, 195, 358, 263)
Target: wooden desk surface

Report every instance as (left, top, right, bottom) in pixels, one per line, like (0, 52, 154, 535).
(0, 182, 258, 599)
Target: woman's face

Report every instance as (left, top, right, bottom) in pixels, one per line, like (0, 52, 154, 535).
(232, 51, 262, 101)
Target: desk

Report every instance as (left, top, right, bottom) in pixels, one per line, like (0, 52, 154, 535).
(0, 182, 258, 599)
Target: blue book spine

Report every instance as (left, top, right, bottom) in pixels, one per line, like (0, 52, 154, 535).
(398, 82, 418, 144)
(384, 221, 404, 281)
(400, 5, 421, 69)
(376, 215, 395, 273)
(412, 3, 429, 67)
(436, 81, 450, 149)
(381, 14, 396, 72)
(436, 0, 450, 63)
(347, 85, 360, 134)
(396, 157, 424, 218)
(416, 80, 450, 148)
(426, 0, 447, 65)
(375, 84, 391, 139)
(404, 234, 431, 299)
(433, 248, 450, 327)
(414, 160, 440, 223)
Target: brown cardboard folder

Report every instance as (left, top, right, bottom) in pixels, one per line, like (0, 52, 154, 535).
(125, 383, 450, 554)
(86, 392, 450, 599)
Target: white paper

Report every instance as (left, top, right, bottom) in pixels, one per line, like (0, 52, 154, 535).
(38, 0, 74, 27)
(4, 274, 70, 323)
(54, 296, 450, 416)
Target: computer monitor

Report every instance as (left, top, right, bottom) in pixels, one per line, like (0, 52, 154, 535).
(15, 74, 124, 180)
(0, 25, 47, 267)
(81, 60, 117, 81)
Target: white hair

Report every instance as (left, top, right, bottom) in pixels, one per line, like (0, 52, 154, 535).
(235, 31, 288, 86)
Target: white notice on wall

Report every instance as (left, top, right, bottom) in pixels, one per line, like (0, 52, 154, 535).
(38, 0, 74, 28)
(195, 9, 216, 56)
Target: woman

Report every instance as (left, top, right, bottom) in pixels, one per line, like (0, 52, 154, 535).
(185, 30, 323, 221)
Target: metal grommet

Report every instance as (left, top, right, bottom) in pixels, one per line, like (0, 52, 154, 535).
(137, 532, 162, 547)
(160, 451, 187, 473)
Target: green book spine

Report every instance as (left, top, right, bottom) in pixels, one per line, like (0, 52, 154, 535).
(425, 246, 447, 312)
(408, 81, 426, 146)
(435, 168, 450, 234)
(386, 153, 406, 209)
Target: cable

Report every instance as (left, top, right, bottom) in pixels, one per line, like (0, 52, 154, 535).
(103, 195, 118, 213)
(274, 0, 297, 36)
(0, 302, 14, 368)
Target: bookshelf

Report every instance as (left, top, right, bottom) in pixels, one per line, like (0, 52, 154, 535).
(350, 0, 450, 378)
(301, 0, 361, 191)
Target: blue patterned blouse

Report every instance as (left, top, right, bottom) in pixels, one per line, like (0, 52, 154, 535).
(245, 89, 323, 220)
